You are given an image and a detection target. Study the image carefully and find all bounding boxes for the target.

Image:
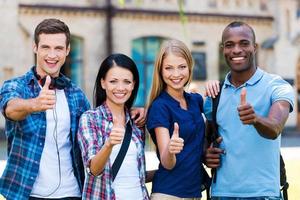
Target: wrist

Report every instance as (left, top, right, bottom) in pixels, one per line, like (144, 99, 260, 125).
(104, 140, 113, 149)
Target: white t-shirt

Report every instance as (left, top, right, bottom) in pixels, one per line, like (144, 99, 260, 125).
(31, 89, 81, 198)
(111, 139, 143, 200)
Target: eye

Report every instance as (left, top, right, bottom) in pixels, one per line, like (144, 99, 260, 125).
(41, 45, 49, 50)
(124, 80, 132, 84)
(109, 80, 117, 84)
(240, 41, 250, 47)
(164, 66, 172, 70)
(179, 65, 187, 69)
(224, 43, 234, 48)
(55, 47, 64, 51)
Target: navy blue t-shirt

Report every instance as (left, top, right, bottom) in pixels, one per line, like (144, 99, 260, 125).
(146, 91, 205, 198)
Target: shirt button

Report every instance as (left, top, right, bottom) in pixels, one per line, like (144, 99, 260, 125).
(39, 142, 43, 146)
(30, 177, 34, 180)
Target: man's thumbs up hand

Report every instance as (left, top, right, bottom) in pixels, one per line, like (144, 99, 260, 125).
(237, 87, 257, 125)
(169, 122, 184, 154)
(240, 87, 247, 105)
(42, 75, 52, 91)
(33, 75, 56, 112)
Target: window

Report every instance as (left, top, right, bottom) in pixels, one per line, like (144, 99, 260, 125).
(192, 52, 207, 80)
(131, 36, 165, 106)
(61, 36, 83, 88)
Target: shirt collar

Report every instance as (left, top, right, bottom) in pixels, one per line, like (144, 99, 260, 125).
(224, 67, 264, 88)
(24, 66, 38, 87)
(100, 101, 131, 124)
(161, 90, 191, 106)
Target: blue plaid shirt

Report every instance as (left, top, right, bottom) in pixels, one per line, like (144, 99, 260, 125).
(0, 67, 91, 200)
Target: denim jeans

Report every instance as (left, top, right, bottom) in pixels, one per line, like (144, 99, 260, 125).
(211, 197, 282, 200)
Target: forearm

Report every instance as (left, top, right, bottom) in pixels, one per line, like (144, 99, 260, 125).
(160, 149, 176, 170)
(254, 115, 286, 139)
(89, 141, 113, 176)
(5, 98, 37, 121)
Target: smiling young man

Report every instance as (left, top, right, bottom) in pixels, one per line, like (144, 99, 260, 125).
(204, 21, 294, 200)
(0, 18, 91, 200)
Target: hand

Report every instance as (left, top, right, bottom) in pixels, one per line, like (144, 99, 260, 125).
(107, 117, 125, 147)
(168, 123, 184, 154)
(205, 137, 224, 168)
(237, 88, 257, 125)
(204, 80, 220, 98)
(33, 76, 56, 112)
(130, 107, 146, 128)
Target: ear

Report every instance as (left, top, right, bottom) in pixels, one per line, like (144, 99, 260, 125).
(100, 78, 106, 90)
(33, 42, 37, 54)
(253, 43, 258, 54)
(219, 43, 224, 52)
(66, 44, 70, 56)
(131, 80, 136, 90)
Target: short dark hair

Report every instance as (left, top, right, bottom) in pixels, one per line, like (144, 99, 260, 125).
(94, 53, 140, 109)
(222, 21, 256, 44)
(34, 18, 70, 46)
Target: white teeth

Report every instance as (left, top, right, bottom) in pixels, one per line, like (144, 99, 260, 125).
(172, 79, 181, 83)
(232, 57, 244, 61)
(114, 93, 126, 98)
(46, 60, 57, 64)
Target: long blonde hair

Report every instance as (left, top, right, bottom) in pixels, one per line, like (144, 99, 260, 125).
(147, 39, 193, 108)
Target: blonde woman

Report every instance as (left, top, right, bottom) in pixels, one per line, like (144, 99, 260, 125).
(146, 39, 215, 200)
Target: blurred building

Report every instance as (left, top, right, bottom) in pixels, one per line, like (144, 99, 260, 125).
(0, 0, 299, 129)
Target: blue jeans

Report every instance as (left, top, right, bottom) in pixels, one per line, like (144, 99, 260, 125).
(212, 197, 282, 200)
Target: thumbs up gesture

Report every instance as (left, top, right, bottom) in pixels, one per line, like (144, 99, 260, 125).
(237, 88, 257, 125)
(107, 117, 126, 147)
(33, 75, 56, 112)
(168, 122, 184, 154)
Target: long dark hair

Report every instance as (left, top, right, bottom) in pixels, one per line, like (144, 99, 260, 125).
(93, 53, 140, 109)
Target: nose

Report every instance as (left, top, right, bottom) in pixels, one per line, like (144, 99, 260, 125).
(232, 44, 242, 54)
(47, 49, 57, 58)
(173, 68, 181, 76)
(116, 83, 125, 90)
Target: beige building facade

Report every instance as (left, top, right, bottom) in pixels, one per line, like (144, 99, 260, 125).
(0, 0, 299, 128)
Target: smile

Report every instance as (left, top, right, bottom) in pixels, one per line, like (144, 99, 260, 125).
(113, 93, 126, 98)
(231, 57, 245, 61)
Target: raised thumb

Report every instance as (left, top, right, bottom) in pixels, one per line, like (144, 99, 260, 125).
(240, 87, 247, 105)
(172, 122, 179, 138)
(42, 75, 51, 90)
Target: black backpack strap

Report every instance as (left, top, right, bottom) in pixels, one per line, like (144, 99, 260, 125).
(280, 153, 289, 200)
(111, 122, 132, 181)
(210, 82, 224, 183)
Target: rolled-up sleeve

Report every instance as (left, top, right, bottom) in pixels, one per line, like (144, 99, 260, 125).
(0, 79, 23, 118)
(271, 77, 295, 112)
(77, 112, 103, 172)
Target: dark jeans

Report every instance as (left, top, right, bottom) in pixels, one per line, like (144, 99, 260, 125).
(29, 197, 81, 200)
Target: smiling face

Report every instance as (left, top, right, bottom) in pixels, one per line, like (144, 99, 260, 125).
(222, 25, 257, 73)
(34, 33, 70, 78)
(161, 53, 189, 94)
(101, 65, 135, 108)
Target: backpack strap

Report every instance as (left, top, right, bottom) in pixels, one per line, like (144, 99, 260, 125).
(210, 82, 224, 183)
(111, 122, 132, 181)
(280, 153, 289, 200)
